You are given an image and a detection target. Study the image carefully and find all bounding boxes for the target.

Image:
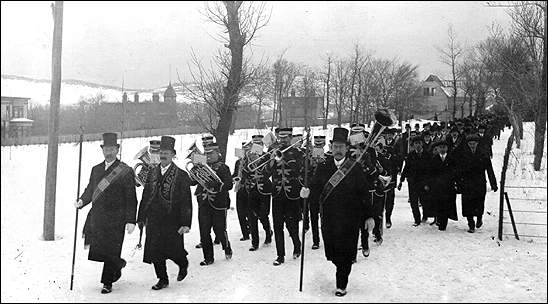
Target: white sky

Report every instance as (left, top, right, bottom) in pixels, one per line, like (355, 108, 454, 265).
(1, 1, 512, 89)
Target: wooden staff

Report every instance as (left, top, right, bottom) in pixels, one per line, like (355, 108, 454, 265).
(70, 126, 84, 290)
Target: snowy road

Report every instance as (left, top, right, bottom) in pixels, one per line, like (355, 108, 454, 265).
(1, 125, 546, 302)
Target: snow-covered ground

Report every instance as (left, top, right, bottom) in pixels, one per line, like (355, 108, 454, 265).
(1, 123, 546, 302)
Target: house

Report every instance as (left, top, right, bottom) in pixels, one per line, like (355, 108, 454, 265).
(279, 89, 324, 127)
(409, 75, 473, 121)
(1, 96, 34, 139)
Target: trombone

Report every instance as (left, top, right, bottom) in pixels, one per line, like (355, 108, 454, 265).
(246, 138, 306, 172)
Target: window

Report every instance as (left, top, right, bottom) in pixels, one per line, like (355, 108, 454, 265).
(13, 106, 24, 118)
(430, 88, 435, 96)
(423, 88, 429, 96)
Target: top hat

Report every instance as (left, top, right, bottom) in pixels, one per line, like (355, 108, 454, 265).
(101, 133, 119, 148)
(160, 136, 176, 153)
(331, 127, 349, 144)
(149, 140, 161, 153)
(405, 124, 411, 129)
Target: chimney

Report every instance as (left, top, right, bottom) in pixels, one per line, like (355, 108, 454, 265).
(152, 92, 160, 103)
(122, 92, 127, 103)
(134, 92, 139, 103)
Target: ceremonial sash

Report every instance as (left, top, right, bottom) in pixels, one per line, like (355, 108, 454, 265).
(91, 162, 131, 203)
(318, 158, 356, 205)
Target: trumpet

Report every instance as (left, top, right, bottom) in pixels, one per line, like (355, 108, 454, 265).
(133, 146, 159, 187)
(247, 138, 305, 172)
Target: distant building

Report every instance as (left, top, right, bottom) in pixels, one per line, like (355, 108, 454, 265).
(1, 96, 33, 139)
(280, 89, 324, 127)
(163, 82, 177, 103)
(409, 74, 473, 121)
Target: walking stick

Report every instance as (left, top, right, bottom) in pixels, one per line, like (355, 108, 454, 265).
(299, 95, 311, 292)
(70, 126, 84, 291)
(131, 226, 144, 257)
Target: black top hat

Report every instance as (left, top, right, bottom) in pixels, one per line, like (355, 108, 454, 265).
(331, 127, 349, 144)
(405, 124, 411, 129)
(101, 133, 119, 148)
(160, 136, 176, 153)
(414, 123, 420, 128)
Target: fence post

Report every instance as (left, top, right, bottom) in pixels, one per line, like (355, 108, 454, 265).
(498, 132, 514, 241)
(504, 192, 520, 240)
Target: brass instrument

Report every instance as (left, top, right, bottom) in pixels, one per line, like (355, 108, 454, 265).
(133, 146, 159, 187)
(247, 138, 305, 172)
(184, 140, 224, 193)
(354, 109, 396, 165)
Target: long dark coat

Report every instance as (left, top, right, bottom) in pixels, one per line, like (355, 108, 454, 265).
(427, 154, 458, 220)
(400, 150, 434, 216)
(458, 147, 497, 217)
(80, 159, 138, 262)
(137, 163, 192, 264)
(309, 158, 372, 264)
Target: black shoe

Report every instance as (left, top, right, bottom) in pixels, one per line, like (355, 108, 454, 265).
(386, 219, 392, 229)
(429, 220, 437, 226)
(335, 288, 347, 297)
(373, 237, 383, 246)
(412, 222, 420, 227)
(439, 227, 446, 231)
(273, 257, 284, 266)
(421, 217, 428, 223)
(362, 248, 370, 257)
(199, 260, 214, 266)
(311, 243, 320, 250)
(151, 280, 169, 290)
(293, 249, 301, 259)
(264, 230, 273, 245)
(476, 218, 483, 228)
(467, 228, 475, 233)
(225, 247, 233, 260)
(112, 259, 126, 283)
(240, 236, 250, 241)
(177, 263, 188, 281)
(195, 242, 202, 249)
(101, 284, 112, 294)
(214, 239, 221, 245)
(249, 245, 259, 251)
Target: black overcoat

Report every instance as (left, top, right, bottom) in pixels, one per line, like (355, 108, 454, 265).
(427, 154, 458, 220)
(458, 148, 497, 217)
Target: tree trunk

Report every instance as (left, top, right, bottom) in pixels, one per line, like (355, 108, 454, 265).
(43, 1, 63, 241)
(256, 98, 263, 128)
(533, 6, 547, 171)
(216, 109, 234, 162)
(323, 58, 331, 130)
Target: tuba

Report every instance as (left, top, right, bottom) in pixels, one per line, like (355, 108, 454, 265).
(133, 146, 159, 187)
(184, 140, 224, 193)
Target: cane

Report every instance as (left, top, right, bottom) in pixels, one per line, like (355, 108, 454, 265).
(70, 127, 84, 291)
(131, 226, 144, 257)
(299, 93, 311, 292)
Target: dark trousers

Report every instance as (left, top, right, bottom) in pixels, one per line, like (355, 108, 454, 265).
(332, 260, 352, 290)
(248, 191, 272, 247)
(438, 216, 448, 230)
(367, 192, 385, 239)
(408, 182, 426, 224)
(236, 190, 250, 238)
(309, 200, 320, 245)
(100, 255, 125, 285)
(153, 255, 188, 281)
(466, 215, 482, 229)
(385, 188, 395, 221)
(272, 195, 301, 258)
(198, 205, 231, 261)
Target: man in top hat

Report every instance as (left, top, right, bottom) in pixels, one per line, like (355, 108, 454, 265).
(414, 123, 421, 133)
(137, 136, 193, 290)
(301, 127, 374, 297)
(396, 123, 413, 160)
(191, 142, 234, 265)
(245, 134, 274, 251)
(446, 126, 464, 154)
(265, 127, 304, 266)
(426, 140, 458, 231)
(457, 134, 497, 233)
(75, 133, 138, 294)
(477, 124, 493, 158)
(233, 141, 252, 242)
(422, 131, 434, 156)
(398, 136, 432, 226)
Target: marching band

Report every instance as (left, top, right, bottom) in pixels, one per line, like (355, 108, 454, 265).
(75, 111, 506, 296)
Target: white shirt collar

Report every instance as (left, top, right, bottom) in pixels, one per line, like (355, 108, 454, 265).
(105, 159, 116, 170)
(440, 153, 447, 161)
(160, 162, 172, 175)
(334, 157, 346, 169)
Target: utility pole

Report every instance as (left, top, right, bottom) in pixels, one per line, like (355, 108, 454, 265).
(43, 1, 63, 241)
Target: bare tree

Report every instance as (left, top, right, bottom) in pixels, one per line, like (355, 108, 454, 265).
(187, 1, 270, 160)
(437, 24, 464, 120)
(272, 56, 300, 127)
(333, 58, 350, 126)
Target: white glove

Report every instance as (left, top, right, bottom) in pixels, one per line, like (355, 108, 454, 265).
(178, 226, 190, 235)
(365, 218, 375, 231)
(300, 187, 310, 199)
(126, 223, 135, 234)
(74, 199, 83, 209)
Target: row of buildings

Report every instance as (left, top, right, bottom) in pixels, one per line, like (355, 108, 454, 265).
(1, 74, 476, 139)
